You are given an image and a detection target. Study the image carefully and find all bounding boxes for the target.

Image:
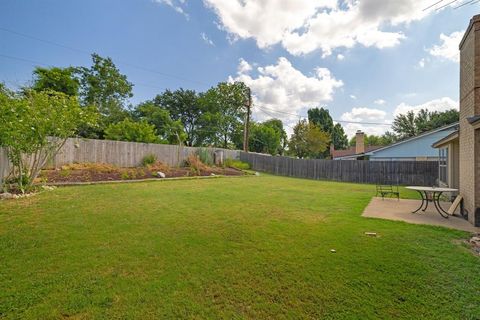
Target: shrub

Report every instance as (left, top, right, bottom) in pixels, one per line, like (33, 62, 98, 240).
(141, 154, 157, 167)
(196, 148, 213, 166)
(225, 159, 250, 170)
(186, 154, 208, 175)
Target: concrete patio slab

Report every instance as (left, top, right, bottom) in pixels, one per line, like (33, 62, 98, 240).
(362, 197, 480, 233)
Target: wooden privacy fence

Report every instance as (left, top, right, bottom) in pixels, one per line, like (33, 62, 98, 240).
(240, 152, 439, 186)
(0, 138, 241, 182)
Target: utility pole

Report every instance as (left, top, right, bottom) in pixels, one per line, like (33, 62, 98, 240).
(243, 88, 252, 152)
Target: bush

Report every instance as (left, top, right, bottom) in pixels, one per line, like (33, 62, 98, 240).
(196, 148, 213, 166)
(141, 154, 157, 167)
(224, 159, 250, 170)
(186, 154, 208, 175)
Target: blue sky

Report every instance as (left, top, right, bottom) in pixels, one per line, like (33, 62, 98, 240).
(0, 0, 477, 136)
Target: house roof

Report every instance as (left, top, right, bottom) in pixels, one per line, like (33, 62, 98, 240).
(467, 115, 480, 126)
(365, 122, 459, 156)
(432, 131, 459, 148)
(332, 145, 382, 159)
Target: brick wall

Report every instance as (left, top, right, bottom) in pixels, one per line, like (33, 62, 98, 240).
(459, 15, 480, 225)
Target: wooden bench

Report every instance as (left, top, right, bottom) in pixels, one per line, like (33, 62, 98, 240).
(376, 184, 400, 200)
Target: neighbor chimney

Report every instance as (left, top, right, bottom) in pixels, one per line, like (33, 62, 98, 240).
(355, 130, 365, 154)
(330, 144, 335, 158)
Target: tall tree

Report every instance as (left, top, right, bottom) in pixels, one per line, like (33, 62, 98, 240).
(288, 120, 330, 159)
(248, 122, 281, 155)
(32, 67, 80, 96)
(152, 89, 200, 146)
(332, 123, 348, 150)
(77, 53, 133, 136)
(308, 107, 348, 155)
(392, 109, 459, 139)
(263, 118, 288, 154)
(308, 107, 334, 133)
(133, 101, 186, 144)
(198, 82, 249, 148)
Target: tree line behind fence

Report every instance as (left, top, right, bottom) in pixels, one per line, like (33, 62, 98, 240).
(0, 138, 241, 183)
(240, 152, 439, 186)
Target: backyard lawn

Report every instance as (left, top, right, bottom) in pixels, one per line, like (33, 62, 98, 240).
(1, 175, 479, 319)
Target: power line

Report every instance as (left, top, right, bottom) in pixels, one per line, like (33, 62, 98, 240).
(0, 26, 209, 87)
(423, 0, 445, 11)
(454, 0, 479, 8)
(0, 52, 174, 92)
(254, 105, 393, 126)
(435, 0, 461, 11)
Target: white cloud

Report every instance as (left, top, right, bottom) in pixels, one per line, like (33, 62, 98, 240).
(154, 0, 189, 19)
(374, 99, 386, 105)
(428, 30, 463, 63)
(340, 107, 391, 137)
(394, 97, 458, 116)
(418, 58, 427, 68)
(200, 32, 215, 46)
(350, 94, 357, 100)
(237, 58, 252, 74)
(204, 0, 432, 57)
(229, 57, 343, 129)
(337, 54, 345, 60)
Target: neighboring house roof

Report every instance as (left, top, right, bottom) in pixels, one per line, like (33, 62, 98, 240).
(365, 122, 459, 158)
(332, 145, 382, 159)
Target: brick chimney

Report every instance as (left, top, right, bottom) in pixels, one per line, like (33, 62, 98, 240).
(330, 144, 335, 158)
(355, 130, 365, 154)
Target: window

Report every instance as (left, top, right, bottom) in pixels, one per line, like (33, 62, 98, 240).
(439, 147, 448, 186)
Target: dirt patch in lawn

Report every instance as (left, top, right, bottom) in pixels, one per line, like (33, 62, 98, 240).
(37, 162, 244, 184)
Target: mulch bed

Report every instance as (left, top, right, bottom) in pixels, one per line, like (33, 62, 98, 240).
(37, 163, 244, 184)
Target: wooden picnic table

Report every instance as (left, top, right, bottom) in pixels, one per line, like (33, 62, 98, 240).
(405, 186, 458, 218)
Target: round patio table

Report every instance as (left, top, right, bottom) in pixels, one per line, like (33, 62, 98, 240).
(405, 186, 458, 218)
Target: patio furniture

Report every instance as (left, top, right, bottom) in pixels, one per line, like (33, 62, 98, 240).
(405, 186, 458, 218)
(376, 184, 400, 200)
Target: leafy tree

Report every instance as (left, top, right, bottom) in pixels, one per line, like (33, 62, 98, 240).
(332, 123, 349, 150)
(288, 120, 330, 159)
(0, 89, 97, 192)
(133, 101, 187, 144)
(32, 67, 80, 96)
(198, 82, 249, 148)
(77, 53, 133, 137)
(392, 109, 459, 139)
(152, 89, 201, 146)
(248, 120, 286, 155)
(262, 119, 288, 154)
(308, 107, 348, 154)
(349, 132, 396, 147)
(308, 107, 333, 133)
(104, 118, 160, 143)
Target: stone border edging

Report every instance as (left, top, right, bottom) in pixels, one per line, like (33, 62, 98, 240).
(40, 174, 255, 187)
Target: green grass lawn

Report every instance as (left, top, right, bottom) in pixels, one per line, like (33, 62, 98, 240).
(1, 175, 479, 319)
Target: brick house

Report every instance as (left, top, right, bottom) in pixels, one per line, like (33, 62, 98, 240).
(433, 15, 480, 226)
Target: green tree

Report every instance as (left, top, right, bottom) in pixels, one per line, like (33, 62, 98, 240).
(308, 107, 348, 154)
(332, 123, 349, 150)
(308, 107, 333, 133)
(151, 89, 200, 146)
(262, 119, 288, 154)
(32, 67, 80, 96)
(349, 132, 396, 147)
(198, 82, 249, 148)
(77, 53, 133, 137)
(288, 120, 330, 159)
(0, 89, 97, 192)
(133, 101, 186, 144)
(104, 118, 160, 143)
(392, 109, 459, 139)
(248, 120, 285, 155)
